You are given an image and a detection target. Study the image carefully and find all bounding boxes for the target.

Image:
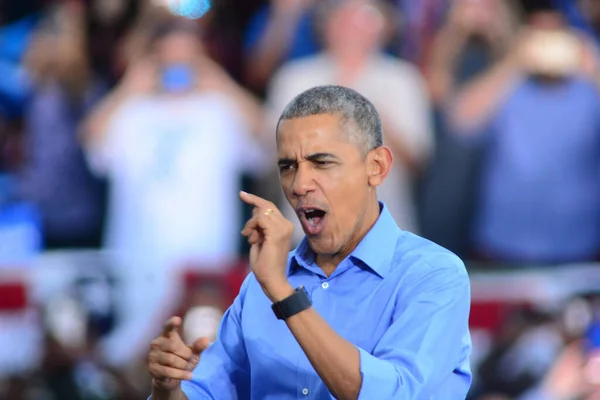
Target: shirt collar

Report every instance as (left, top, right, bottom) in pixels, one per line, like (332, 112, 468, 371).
(289, 202, 401, 278)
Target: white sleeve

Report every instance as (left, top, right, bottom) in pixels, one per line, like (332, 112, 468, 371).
(380, 64, 435, 162)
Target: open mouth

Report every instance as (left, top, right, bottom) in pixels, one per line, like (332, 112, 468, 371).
(299, 208, 327, 235)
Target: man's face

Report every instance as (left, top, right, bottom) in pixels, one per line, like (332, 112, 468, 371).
(155, 31, 201, 66)
(277, 114, 372, 256)
(324, 0, 386, 56)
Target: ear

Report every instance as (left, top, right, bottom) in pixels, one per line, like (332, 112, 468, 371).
(366, 146, 392, 187)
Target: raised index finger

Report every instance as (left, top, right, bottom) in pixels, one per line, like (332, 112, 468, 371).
(239, 191, 274, 209)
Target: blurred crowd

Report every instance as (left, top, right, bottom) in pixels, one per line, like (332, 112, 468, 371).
(1, 0, 600, 398)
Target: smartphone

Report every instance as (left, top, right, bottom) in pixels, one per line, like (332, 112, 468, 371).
(160, 64, 195, 93)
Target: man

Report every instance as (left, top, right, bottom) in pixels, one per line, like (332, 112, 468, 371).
(449, 7, 600, 264)
(148, 86, 472, 399)
(82, 19, 267, 366)
(266, 0, 433, 245)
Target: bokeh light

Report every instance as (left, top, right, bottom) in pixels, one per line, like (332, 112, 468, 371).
(167, 0, 211, 19)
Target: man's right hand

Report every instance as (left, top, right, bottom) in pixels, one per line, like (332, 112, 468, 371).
(149, 316, 211, 394)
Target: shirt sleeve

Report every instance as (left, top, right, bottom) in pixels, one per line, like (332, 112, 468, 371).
(181, 275, 252, 400)
(355, 260, 472, 399)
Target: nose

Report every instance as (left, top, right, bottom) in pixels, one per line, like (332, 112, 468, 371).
(291, 162, 316, 197)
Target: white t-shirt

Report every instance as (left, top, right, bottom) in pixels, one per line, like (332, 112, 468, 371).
(90, 92, 265, 273)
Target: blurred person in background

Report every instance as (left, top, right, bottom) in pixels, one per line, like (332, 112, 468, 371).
(15, 0, 107, 250)
(0, 0, 42, 124)
(427, 0, 519, 108)
(85, 0, 141, 86)
(395, 0, 452, 71)
(0, 1, 56, 262)
(471, 307, 565, 399)
(243, 0, 451, 94)
(266, 0, 433, 246)
(121, 0, 243, 81)
(0, 270, 140, 400)
(244, 0, 320, 94)
(419, 0, 520, 256)
(449, 2, 600, 265)
(475, 294, 600, 400)
(81, 15, 268, 367)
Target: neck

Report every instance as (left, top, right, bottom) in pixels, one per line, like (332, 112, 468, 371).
(331, 53, 370, 88)
(316, 198, 381, 276)
(331, 48, 370, 68)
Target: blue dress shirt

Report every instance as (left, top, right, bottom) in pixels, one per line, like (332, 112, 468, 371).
(181, 203, 472, 399)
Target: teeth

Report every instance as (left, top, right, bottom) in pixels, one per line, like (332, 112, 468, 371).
(308, 218, 315, 225)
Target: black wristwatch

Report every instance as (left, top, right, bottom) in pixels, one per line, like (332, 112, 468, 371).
(271, 286, 312, 320)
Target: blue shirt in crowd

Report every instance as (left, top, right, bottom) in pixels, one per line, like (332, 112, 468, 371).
(473, 77, 600, 263)
(244, 6, 320, 62)
(182, 203, 472, 399)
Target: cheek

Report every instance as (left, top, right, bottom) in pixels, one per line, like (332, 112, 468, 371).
(323, 167, 368, 215)
(322, 167, 360, 194)
(280, 175, 296, 199)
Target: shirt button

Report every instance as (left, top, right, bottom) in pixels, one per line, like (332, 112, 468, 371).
(302, 388, 309, 395)
(321, 282, 329, 289)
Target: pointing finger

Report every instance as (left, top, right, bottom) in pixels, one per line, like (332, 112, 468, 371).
(240, 191, 275, 210)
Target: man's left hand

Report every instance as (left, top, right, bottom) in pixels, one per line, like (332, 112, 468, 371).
(240, 191, 295, 302)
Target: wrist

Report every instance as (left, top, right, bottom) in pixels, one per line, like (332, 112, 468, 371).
(151, 380, 182, 400)
(265, 282, 295, 303)
(271, 285, 312, 320)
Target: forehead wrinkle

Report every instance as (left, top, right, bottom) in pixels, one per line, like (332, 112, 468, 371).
(277, 112, 362, 153)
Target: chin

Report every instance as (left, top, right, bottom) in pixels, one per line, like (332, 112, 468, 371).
(305, 235, 338, 256)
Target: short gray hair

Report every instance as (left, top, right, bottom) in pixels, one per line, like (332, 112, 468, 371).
(276, 85, 383, 154)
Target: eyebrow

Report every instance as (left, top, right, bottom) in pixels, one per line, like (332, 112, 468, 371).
(277, 153, 340, 167)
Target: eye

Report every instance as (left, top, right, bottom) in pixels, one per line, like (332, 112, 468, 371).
(315, 160, 333, 167)
(279, 164, 295, 173)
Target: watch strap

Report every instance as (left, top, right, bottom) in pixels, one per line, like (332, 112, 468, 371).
(271, 286, 312, 320)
